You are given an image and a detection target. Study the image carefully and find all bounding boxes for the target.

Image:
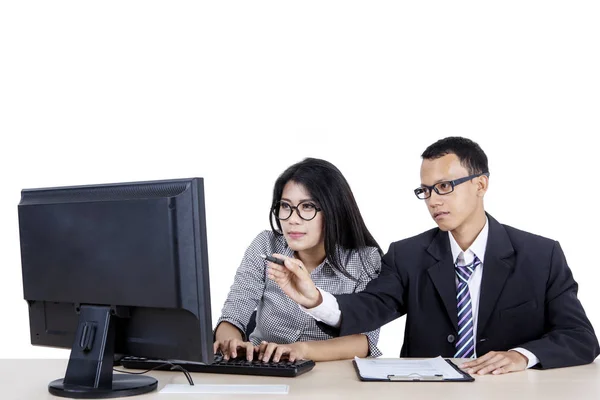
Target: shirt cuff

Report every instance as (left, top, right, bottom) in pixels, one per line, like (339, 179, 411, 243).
(511, 347, 539, 368)
(298, 288, 342, 328)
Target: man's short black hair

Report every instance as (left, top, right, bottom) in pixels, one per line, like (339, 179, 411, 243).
(421, 137, 489, 175)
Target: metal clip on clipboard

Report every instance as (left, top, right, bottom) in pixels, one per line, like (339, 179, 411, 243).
(387, 373, 444, 381)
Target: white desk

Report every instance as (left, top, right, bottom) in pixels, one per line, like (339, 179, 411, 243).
(1, 358, 599, 399)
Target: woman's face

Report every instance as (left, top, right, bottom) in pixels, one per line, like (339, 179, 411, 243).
(276, 181, 324, 253)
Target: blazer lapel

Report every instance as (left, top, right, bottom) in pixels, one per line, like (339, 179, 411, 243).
(427, 230, 458, 331)
(477, 214, 515, 337)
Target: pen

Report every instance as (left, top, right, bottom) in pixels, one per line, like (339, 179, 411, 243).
(260, 254, 286, 266)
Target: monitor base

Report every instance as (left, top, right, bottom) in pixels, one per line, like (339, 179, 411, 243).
(49, 375, 157, 399)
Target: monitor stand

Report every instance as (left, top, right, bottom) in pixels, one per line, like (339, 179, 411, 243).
(48, 305, 157, 399)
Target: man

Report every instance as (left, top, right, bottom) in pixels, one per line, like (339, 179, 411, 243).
(267, 136, 599, 374)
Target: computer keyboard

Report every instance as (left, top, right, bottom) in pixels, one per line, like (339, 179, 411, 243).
(119, 355, 316, 378)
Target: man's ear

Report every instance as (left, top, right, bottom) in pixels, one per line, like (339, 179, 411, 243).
(477, 175, 489, 197)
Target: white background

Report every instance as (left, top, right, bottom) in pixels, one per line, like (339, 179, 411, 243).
(1, 1, 599, 359)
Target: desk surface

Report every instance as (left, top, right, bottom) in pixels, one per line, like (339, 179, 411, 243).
(1, 358, 599, 400)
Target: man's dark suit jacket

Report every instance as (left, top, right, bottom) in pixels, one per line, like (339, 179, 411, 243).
(328, 214, 599, 369)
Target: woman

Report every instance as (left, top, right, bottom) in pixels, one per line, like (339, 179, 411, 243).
(214, 157, 382, 362)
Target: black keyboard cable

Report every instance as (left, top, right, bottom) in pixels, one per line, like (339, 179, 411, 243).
(114, 361, 194, 386)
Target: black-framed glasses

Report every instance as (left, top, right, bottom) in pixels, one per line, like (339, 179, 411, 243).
(272, 200, 322, 221)
(414, 172, 489, 199)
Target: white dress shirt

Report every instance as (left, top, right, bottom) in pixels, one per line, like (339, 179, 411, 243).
(302, 218, 539, 368)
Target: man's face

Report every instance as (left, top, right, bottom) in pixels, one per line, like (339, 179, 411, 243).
(419, 153, 484, 232)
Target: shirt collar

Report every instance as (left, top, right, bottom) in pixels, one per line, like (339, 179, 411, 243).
(448, 216, 489, 265)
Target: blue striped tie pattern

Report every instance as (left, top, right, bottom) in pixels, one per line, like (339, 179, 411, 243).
(454, 255, 481, 359)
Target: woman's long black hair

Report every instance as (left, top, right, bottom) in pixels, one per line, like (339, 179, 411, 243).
(269, 158, 382, 279)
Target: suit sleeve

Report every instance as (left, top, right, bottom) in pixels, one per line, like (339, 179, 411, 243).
(333, 243, 408, 336)
(519, 241, 600, 368)
(352, 247, 384, 357)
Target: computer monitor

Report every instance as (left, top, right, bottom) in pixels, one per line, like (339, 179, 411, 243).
(18, 178, 213, 398)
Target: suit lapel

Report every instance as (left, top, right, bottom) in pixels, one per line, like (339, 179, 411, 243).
(426, 230, 458, 331)
(425, 214, 516, 338)
(477, 214, 515, 337)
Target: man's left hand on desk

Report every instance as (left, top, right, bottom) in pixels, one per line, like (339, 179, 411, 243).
(460, 350, 528, 375)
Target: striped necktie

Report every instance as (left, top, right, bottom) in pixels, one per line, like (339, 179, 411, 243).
(454, 255, 481, 359)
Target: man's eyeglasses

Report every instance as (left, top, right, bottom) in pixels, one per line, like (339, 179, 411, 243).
(414, 172, 489, 200)
(272, 200, 322, 221)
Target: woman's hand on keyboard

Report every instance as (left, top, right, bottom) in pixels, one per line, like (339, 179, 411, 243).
(256, 341, 309, 363)
(213, 338, 256, 361)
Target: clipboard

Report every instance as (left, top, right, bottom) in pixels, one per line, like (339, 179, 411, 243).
(352, 359, 474, 382)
